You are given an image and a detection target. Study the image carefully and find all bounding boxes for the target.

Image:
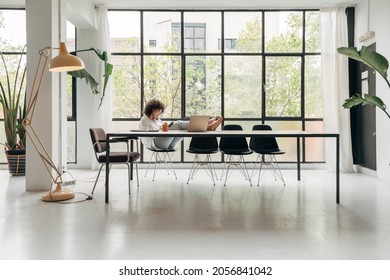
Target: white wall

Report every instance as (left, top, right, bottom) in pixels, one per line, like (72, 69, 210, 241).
(73, 28, 101, 169)
(355, 0, 390, 183)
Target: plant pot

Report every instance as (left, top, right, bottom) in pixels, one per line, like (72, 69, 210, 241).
(5, 149, 26, 176)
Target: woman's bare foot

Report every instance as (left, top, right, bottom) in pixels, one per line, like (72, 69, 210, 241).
(208, 116, 216, 124)
(207, 116, 223, 131)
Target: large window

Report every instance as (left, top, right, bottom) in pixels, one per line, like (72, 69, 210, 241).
(109, 9, 323, 163)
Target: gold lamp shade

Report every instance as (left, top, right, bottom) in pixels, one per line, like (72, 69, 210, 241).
(49, 42, 85, 72)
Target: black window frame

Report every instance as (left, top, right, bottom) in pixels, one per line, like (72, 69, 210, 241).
(108, 9, 323, 164)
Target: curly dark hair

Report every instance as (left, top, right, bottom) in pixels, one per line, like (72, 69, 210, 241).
(143, 98, 166, 117)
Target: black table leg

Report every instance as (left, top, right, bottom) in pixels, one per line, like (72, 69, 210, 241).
(336, 135, 340, 204)
(105, 135, 110, 203)
(297, 137, 301, 181)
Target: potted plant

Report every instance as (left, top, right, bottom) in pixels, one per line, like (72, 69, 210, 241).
(0, 47, 27, 175)
(337, 46, 390, 118)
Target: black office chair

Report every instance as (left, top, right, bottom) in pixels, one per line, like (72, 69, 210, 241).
(186, 136, 219, 185)
(144, 147, 177, 181)
(89, 128, 140, 196)
(250, 124, 285, 186)
(219, 124, 253, 186)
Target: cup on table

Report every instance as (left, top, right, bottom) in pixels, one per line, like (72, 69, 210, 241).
(162, 122, 169, 132)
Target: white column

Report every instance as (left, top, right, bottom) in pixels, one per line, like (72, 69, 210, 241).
(75, 28, 100, 169)
(25, 0, 64, 191)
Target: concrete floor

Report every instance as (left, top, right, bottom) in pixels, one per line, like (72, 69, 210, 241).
(0, 167, 389, 260)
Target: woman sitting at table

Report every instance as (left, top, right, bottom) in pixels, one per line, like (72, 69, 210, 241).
(139, 98, 223, 150)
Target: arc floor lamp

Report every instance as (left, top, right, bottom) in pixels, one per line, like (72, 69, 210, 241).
(24, 42, 85, 202)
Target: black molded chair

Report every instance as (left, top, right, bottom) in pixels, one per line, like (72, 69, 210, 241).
(250, 124, 285, 186)
(219, 124, 253, 186)
(144, 147, 177, 181)
(89, 128, 140, 196)
(186, 136, 219, 185)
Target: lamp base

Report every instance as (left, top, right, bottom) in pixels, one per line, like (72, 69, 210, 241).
(41, 183, 75, 202)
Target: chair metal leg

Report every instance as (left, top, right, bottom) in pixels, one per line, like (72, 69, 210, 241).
(209, 157, 219, 181)
(145, 151, 177, 181)
(223, 155, 232, 186)
(187, 154, 216, 185)
(128, 161, 140, 194)
(223, 155, 251, 186)
(187, 155, 199, 184)
(135, 161, 139, 188)
(240, 156, 252, 186)
(152, 152, 159, 181)
(251, 154, 261, 179)
(91, 164, 104, 195)
(220, 161, 228, 181)
(257, 159, 265, 186)
(206, 154, 217, 185)
(144, 152, 155, 177)
(127, 163, 131, 194)
(270, 155, 286, 185)
(256, 154, 285, 186)
(165, 152, 177, 179)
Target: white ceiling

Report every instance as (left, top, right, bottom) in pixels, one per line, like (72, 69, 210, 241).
(1, 0, 359, 9)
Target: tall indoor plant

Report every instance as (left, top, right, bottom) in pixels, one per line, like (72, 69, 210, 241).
(0, 48, 26, 175)
(0, 48, 26, 151)
(337, 46, 390, 118)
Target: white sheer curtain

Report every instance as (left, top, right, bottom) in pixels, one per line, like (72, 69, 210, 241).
(91, 6, 112, 170)
(320, 6, 354, 172)
(96, 5, 112, 131)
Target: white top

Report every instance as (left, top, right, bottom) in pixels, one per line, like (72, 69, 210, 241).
(138, 115, 163, 149)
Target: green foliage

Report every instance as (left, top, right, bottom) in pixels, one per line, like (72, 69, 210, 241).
(144, 55, 182, 118)
(0, 47, 26, 150)
(265, 56, 302, 116)
(337, 46, 390, 119)
(68, 48, 113, 108)
(112, 56, 141, 118)
(185, 56, 221, 116)
(235, 16, 262, 52)
(265, 12, 303, 53)
(338, 46, 389, 83)
(305, 11, 321, 52)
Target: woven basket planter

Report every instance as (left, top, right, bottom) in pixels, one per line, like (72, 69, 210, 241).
(5, 150, 26, 176)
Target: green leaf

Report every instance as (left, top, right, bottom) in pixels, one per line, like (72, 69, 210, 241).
(343, 94, 390, 119)
(68, 48, 113, 108)
(337, 46, 389, 84)
(363, 94, 386, 111)
(342, 94, 364, 108)
(68, 69, 99, 95)
(360, 46, 388, 79)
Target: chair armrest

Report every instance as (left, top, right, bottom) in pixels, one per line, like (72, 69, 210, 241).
(99, 137, 139, 153)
